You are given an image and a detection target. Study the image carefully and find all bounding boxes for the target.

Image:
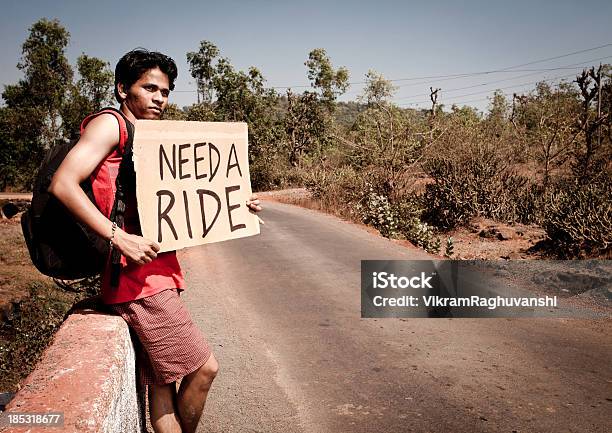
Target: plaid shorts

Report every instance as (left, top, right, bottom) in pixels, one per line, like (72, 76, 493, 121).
(111, 288, 212, 386)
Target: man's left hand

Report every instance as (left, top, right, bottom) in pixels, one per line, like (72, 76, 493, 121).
(246, 194, 262, 213)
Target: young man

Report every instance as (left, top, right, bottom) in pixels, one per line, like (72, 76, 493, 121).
(49, 49, 262, 433)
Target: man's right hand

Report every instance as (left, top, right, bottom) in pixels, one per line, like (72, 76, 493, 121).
(113, 228, 160, 265)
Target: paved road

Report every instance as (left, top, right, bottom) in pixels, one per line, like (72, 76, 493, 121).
(180, 201, 611, 433)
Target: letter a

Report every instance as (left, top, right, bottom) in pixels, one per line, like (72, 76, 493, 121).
(226, 143, 243, 178)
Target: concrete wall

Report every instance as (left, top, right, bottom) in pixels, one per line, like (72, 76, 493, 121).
(0, 311, 144, 432)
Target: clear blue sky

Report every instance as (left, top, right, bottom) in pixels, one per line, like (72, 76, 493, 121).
(2, 0, 612, 112)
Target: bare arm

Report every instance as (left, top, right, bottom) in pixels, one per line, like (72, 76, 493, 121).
(48, 114, 159, 264)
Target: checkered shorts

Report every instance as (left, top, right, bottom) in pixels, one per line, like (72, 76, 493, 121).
(111, 288, 212, 386)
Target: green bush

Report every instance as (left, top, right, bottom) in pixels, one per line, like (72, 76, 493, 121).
(421, 150, 541, 229)
(394, 197, 441, 254)
(356, 187, 398, 237)
(542, 176, 612, 257)
(353, 190, 441, 254)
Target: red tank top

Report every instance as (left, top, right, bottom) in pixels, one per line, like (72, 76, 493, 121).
(81, 109, 185, 304)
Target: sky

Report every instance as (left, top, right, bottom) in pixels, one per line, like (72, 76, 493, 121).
(1, 0, 612, 112)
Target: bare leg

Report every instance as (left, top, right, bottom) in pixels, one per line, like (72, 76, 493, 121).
(176, 353, 219, 433)
(149, 383, 182, 433)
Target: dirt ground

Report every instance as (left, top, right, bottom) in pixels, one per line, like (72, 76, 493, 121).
(0, 217, 50, 320)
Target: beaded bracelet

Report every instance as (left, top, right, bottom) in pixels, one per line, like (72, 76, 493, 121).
(109, 222, 117, 250)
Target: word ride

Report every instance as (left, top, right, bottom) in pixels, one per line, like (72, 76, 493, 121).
(133, 120, 259, 252)
(156, 185, 246, 242)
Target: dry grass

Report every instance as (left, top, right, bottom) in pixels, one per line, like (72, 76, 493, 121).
(260, 188, 360, 224)
(0, 218, 50, 316)
(0, 215, 82, 393)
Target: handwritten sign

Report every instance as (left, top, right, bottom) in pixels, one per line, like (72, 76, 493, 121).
(132, 120, 259, 253)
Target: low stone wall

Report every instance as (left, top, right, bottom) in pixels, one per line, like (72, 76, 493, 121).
(0, 311, 144, 432)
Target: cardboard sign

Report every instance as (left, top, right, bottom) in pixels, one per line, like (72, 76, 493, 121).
(132, 120, 259, 253)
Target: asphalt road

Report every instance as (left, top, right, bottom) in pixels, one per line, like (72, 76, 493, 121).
(180, 201, 611, 433)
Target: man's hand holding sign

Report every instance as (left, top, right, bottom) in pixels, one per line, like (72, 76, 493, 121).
(132, 120, 261, 254)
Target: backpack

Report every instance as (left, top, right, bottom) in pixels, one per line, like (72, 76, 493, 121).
(21, 107, 134, 282)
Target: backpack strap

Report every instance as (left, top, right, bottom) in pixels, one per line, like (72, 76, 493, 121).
(81, 107, 135, 288)
(80, 108, 131, 155)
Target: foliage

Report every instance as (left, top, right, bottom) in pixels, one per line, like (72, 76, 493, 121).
(61, 54, 114, 139)
(573, 66, 611, 183)
(305, 48, 349, 111)
(285, 90, 330, 167)
(162, 103, 187, 120)
(512, 82, 581, 187)
(422, 148, 538, 230)
(444, 237, 454, 258)
(542, 175, 612, 257)
(393, 197, 441, 254)
(0, 19, 72, 190)
(357, 188, 399, 237)
(304, 165, 366, 205)
(187, 41, 220, 103)
(17, 18, 72, 145)
(0, 19, 112, 190)
(185, 103, 216, 121)
(353, 189, 440, 254)
(360, 69, 397, 106)
(0, 282, 79, 392)
(305, 168, 441, 254)
(0, 105, 45, 189)
(348, 103, 423, 197)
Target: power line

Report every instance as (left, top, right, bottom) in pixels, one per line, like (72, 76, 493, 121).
(397, 72, 578, 107)
(392, 55, 612, 101)
(267, 42, 612, 89)
(389, 54, 612, 91)
(170, 42, 612, 96)
(400, 72, 577, 105)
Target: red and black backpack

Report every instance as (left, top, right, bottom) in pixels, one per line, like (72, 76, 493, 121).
(21, 107, 134, 283)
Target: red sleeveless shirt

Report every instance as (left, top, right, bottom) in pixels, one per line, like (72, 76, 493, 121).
(81, 109, 185, 304)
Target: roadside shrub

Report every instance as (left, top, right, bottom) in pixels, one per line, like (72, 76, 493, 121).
(353, 190, 441, 254)
(421, 149, 541, 229)
(250, 155, 294, 191)
(356, 188, 398, 237)
(542, 176, 612, 257)
(421, 157, 479, 229)
(304, 166, 365, 205)
(394, 197, 441, 254)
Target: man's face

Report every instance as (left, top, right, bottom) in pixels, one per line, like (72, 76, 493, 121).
(121, 67, 170, 120)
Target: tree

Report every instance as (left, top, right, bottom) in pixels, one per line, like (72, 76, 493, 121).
(17, 18, 73, 147)
(186, 43, 285, 188)
(62, 54, 114, 138)
(349, 103, 421, 198)
(574, 66, 610, 182)
(187, 41, 220, 104)
(305, 48, 349, 110)
(285, 90, 329, 167)
(487, 90, 510, 124)
(513, 82, 581, 188)
(75, 55, 113, 110)
(360, 70, 396, 106)
(1, 19, 73, 189)
(162, 103, 187, 120)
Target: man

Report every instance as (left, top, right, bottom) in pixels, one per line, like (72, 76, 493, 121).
(49, 49, 262, 433)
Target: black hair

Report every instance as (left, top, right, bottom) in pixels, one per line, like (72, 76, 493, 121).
(114, 48, 178, 102)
